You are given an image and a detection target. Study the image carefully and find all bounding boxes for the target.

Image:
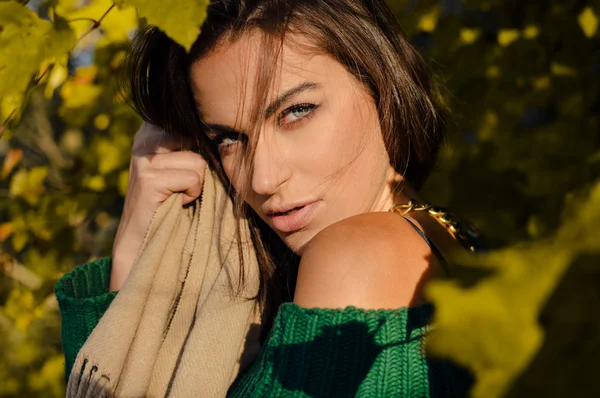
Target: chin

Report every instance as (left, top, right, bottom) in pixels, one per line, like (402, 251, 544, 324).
(280, 229, 317, 256)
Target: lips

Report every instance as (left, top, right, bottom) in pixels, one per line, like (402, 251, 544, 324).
(268, 201, 320, 233)
(272, 206, 304, 216)
(265, 200, 317, 217)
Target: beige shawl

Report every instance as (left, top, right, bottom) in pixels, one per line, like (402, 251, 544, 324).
(66, 166, 263, 397)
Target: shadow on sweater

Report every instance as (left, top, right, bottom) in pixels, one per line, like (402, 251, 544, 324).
(260, 306, 473, 397)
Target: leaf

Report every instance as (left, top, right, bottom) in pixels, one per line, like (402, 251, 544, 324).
(118, 0, 209, 51)
(497, 29, 520, 47)
(59, 79, 102, 127)
(11, 231, 28, 252)
(2, 148, 23, 179)
(522, 25, 539, 39)
(0, 2, 76, 122)
(43, 59, 68, 99)
(459, 28, 481, 44)
(417, 6, 440, 33)
(425, 182, 600, 398)
(0, 222, 14, 242)
(96, 134, 130, 174)
(27, 355, 65, 397)
(551, 62, 578, 77)
(94, 113, 110, 130)
(9, 166, 49, 205)
(57, 0, 138, 44)
(83, 175, 106, 191)
(578, 7, 598, 38)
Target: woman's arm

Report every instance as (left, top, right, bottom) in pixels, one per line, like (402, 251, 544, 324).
(109, 122, 207, 291)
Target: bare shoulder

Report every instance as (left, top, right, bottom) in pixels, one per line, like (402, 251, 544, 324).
(293, 212, 444, 310)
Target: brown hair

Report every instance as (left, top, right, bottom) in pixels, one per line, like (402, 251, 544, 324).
(123, 0, 447, 340)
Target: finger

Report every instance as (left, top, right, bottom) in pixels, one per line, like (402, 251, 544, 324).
(155, 134, 202, 154)
(134, 123, 201, 155)
(145, 151, 207, 172)
(148, 168, 205, 205)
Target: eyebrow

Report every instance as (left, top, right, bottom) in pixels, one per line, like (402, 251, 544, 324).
(201, 81, 321, 136)
(263, 81, 321, 119)
(201, 121, 240, 140)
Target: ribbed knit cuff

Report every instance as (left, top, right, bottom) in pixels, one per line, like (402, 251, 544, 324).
(229, 302, 435, 397)
(55, 257, 118, 383)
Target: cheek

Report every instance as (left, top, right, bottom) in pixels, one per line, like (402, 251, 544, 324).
(220, 153, 249, 196)
(220, 153, 265, 217)
(294, 111, 362, 176)
(311, 101, 388, 210)
(306, 102, 380, 179)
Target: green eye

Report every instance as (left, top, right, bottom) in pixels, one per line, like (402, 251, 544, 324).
(279, 103, 318, 126)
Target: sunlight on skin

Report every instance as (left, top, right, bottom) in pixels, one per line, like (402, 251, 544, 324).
(190, 32, 411, 255)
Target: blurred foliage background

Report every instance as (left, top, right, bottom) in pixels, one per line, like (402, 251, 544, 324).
(0, 0, 598, 396)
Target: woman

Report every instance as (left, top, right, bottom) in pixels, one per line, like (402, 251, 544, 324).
(57, 0, 480, 396)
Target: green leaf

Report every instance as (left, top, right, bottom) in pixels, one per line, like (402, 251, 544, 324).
(119, 0, 209, 51)
(0, 2, 76, 122)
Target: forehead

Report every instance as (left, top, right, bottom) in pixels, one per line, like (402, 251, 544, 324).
(189, 33, 348, 125)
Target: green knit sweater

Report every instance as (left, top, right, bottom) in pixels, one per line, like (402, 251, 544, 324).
(55, 257, 472, 397)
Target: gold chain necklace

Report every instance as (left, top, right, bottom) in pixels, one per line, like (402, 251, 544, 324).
(389, 200, 482, 253)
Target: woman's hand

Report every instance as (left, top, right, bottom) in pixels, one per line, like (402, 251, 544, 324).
(109, 122, 207, 291)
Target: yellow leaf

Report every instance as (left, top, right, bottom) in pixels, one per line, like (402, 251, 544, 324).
(28, 355, 65, 396)
(425, 181, 600, 398)
(497, 29, 520, 47)
(523, 25, 539, 39)
(57, 0, 138, 43)
(94, 113, 111, 130)
(96, 137, 127, 174)
(551, 62, 577, 77)
(59, 76, 103, 126)
(84, 175, 106, 191)
(417, 6, 440, 33)
(486, 65, 501, 79)
(15, 314, 33, 331)
(2, 148, 23, 179)
(43, 60, 68, 99)
(0, 2, 76, 121)
(578, 7, 598, 38)
(532, 75, 551, 91)
(9, 166, 48, 205)
(0, 93, 23, 128)
(459, 28, 481, 44)
(119, 0, 209, 51)
(60, 83, 102, 108)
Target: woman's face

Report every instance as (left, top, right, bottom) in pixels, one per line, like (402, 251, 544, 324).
(191, 33, 402, 255)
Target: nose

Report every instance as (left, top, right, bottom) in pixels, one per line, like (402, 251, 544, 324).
(251, 133, 290, 196)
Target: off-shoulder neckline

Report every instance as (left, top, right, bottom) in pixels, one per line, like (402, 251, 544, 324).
(278, 300, 435, 317)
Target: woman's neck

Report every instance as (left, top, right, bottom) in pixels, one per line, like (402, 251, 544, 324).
(372, 177, 421, 213)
